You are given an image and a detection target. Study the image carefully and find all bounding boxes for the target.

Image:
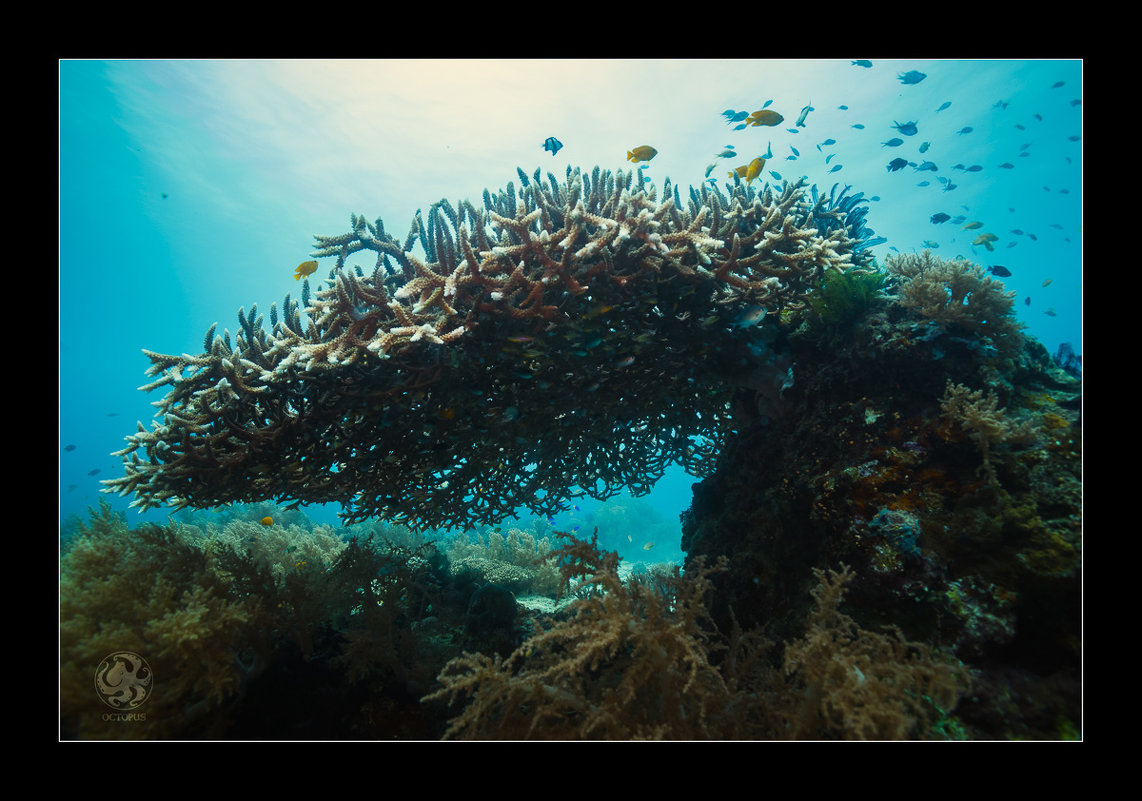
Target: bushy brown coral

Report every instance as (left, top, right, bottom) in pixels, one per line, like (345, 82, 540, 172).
(423, 533, 969, 739)
(938, 380, 1039, 481)
(886, 250, 1024, 354)
(779, 566, 970, 739)
(423, 531, 740, 739)
(61, 503, 461, 739)
(104, 167, 865, 530)
(60, 502, 262, 739)
(443, 526, 563, 598)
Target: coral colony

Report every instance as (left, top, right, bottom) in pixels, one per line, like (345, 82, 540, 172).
(74, 165, 1079, 740)
(103, 166, 873, 530)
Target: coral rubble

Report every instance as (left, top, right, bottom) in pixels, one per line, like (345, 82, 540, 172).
(105, 167, 868, 529)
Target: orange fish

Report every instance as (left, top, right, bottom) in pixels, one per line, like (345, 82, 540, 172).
(295, 260, 318, 280)
(259, 516, 274, 526)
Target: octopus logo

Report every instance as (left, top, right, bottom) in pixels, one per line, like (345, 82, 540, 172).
(94, 651, 153, 710)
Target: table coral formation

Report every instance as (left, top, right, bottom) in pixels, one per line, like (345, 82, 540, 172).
(105, 166, 872, 529)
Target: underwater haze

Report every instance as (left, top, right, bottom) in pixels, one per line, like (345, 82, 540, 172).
(59, 58, 1082, 542)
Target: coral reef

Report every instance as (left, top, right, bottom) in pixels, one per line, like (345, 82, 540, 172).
(104, 167, 867, 529)
(424, 533, 969, 739)
(78, 166, 1078, 740)
(60, 502, 462, 739)
(680, 257, 1081, 738)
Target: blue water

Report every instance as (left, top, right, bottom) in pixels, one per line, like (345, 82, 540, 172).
(59, 59, 1082, 545)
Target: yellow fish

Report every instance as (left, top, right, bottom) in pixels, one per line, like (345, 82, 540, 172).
(962, 221, 983, 230)
(972, 233, 998, 251)
(748, 109, 784, 127)
(728, 157, 766, 186)
(642, 541, 655, 551)
(259, 516, 274, 526)
(295, 260, 318, 280)
(1042, 278, 1053, 287)
(626, 145, 658, 163)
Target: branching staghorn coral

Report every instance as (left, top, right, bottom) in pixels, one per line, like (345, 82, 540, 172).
(105, 166, 866, 530)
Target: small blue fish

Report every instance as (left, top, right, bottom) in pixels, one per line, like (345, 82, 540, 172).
(898, 70, 927, 85)
(914, 160, 938, 172)
(882, 138, 904, 148)
(999, 162, 1015, 169)
(935, 101, 952, 113)
(956, 127, 973, 135)
(796, 103, 814, 127)
(886, 158, 909, 172)
(851, 123, 865, 129)
(919, 141, 930, 153)
(769, 171, 783, 181)
(542, 136, 563, 156)
(790, 146, 800, 157)
(851, 59, 873, 68)
(816, 138, 836, 151)
(828, 164, 842, 173)
(892, 120, 919, 136)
